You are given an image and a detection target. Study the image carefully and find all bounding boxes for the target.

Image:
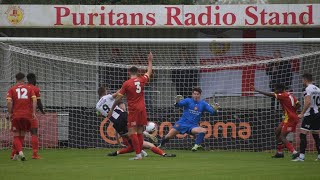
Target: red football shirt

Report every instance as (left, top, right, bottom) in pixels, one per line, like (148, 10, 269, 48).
(275, 92, 299, 123)
(27, 84, 41, 99)
(7, 83, 36, 119)
(119, 74, 149, 112)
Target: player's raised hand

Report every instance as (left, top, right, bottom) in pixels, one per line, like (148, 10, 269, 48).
(212, 103, 220, 111)
(148, 52, 153, 62)
(175, 95, 184, 103)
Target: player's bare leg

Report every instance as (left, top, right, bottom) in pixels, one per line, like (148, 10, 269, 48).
(128, 126, 142, 160)
(191, 127, 207, 151)
(158, 128, 180, 148)
(31, 127, 41, 159)
(272, 125, 284, 158)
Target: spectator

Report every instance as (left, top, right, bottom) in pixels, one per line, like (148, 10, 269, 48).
(266, 50, 293, 109)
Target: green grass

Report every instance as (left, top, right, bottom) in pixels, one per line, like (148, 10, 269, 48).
(0, 149, 319, 180)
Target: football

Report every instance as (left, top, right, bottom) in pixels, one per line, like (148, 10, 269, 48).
(145, 122, 157, 133)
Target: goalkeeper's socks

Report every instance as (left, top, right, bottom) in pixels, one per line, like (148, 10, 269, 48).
(195, 133, 205, 145)
(151, 147, 164, 156)
(299, 153, 305, 160)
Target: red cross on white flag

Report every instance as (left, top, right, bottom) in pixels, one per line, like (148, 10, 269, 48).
(199, 30, 301, 98)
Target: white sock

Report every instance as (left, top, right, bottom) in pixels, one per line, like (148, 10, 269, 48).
(293, 150, 298, 154)
(136, 153, 142, 158)
(299, 153, 305, 159)
(318, 154, 320, 159)
(19, 151, 24, 156)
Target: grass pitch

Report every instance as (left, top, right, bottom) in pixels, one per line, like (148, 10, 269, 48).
(0, 149, 319, 180)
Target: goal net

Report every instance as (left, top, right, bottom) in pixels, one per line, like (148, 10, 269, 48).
(0, 38, 319, 151)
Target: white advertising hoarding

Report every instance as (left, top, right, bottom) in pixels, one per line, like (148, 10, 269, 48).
(0, 4, 319, 28)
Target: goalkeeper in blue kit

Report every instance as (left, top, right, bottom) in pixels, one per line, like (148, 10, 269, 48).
(159, 87, 219, 151)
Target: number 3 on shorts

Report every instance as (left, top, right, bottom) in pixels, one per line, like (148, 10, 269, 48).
(135, 81, 141, 93)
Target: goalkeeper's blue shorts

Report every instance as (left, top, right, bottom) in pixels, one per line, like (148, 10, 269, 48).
(173, 121, 198, 134)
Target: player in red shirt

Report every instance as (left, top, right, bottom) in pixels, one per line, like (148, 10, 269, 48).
(108, 52, 153, 160)
(27, 73, 45, 159)
(254, 83, 300, 158)
(7, 72, 37, 161)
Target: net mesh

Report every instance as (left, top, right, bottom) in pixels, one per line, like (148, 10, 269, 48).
(1, 38, 320, 151)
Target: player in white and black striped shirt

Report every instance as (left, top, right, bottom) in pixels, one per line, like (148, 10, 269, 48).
(293, 73, 320, 161)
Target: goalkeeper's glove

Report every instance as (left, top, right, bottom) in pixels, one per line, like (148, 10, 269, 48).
(175, 95, 184, 104)
(211, 103, 220, 112)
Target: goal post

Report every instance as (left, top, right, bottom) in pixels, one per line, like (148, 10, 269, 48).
(0, 37, 320, 151)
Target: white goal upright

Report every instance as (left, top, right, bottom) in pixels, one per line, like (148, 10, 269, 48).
(0, 38, 320, 151)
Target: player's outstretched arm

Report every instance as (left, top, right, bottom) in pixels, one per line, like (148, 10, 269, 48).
(253, 86, 276, 98)
(209, 103, 220, 114)
(112, 89, 121, 99)
(295, 101, 302, 110)
(37, 99, 45, 114)
(6, 99, 12, 121)
(32, 96, 37, 119)
(145, 52, 153, 78)
(107, 94, 123, 118)
(299, 95, 311, 118)
(174, 95, 188, 107)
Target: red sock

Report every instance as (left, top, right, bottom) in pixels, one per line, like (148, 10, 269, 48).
(151, 147, 165, 156)
(137, 133, 144, 151)
(11, 144, 16, 157)
(129, 134, 141, 155)
(277, 143, 284, 153)
(13, 136, 22, 153)
(285, 142, 295, 153)
(31, 135, 39, 155)
(19, 136, 25, 147)
(118, 146, 134, 154)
